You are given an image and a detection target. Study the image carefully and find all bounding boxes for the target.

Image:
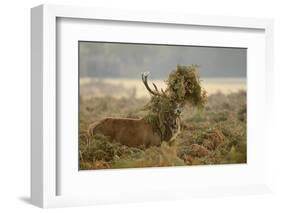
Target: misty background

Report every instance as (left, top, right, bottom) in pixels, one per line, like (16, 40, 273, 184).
(79, 42, 246, 79)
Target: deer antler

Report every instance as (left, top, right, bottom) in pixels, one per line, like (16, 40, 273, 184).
(142, 72, 167, 97)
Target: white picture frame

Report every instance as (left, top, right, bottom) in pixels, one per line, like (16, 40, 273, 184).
(31, 4, 274, 208)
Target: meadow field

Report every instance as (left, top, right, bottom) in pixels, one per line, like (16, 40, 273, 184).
(79, 78, 247, 169)
(80, 78, 246, 98)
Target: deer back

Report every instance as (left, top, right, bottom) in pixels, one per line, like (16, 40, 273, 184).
(88, 117, 162, 147)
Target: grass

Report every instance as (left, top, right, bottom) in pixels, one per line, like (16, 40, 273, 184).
(79, 90, 247, 170)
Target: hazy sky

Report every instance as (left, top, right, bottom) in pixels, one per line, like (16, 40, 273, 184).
(79, 42, 246, 79)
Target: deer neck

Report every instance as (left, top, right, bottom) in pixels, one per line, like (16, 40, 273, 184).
(144, 96, 183, 142)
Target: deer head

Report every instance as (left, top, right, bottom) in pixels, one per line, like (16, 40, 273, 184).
(142, 72, 184, 141)
(141, 66, 207, 142)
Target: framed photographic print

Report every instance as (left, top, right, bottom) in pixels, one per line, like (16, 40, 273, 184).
(31, 4, 274, 208)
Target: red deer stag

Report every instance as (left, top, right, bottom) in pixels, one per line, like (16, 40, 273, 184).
(88, 72, 182, 147)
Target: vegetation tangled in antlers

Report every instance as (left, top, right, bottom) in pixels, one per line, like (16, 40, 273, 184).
(143, 65, 207, 141)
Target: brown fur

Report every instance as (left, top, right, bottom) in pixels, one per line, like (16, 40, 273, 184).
(88, 117, 162, 147)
